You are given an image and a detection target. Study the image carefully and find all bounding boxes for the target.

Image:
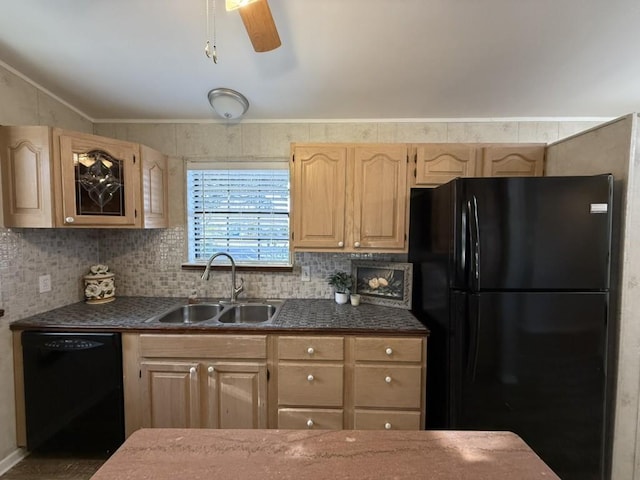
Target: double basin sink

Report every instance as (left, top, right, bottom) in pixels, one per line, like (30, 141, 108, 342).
(146, 299, 283, 325)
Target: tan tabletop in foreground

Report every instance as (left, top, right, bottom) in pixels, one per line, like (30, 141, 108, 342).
(90, 429, 559, 480)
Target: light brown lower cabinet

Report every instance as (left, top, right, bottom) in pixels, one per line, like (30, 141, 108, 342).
(273, 334, 426, 431)
(122, 332, 426, 436)
(278, 408, 344, 430)
(353, 364, 423, 409)
(124, 334, 268, 434)
(141, 361, 201, 428)
(353, 410, 422, 430)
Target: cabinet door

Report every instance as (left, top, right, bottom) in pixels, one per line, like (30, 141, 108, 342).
(56, 129, 141, 226)
(205, 362, 267, 429)
(140, 144, 169, 228)
(413, 144, 478, 186)
(353, 145, 408, 250)
(291, 145, 347, 250)
(140, 361, 201, 428)
(481, 145, 545, 177)
(0, 126, 54, 227)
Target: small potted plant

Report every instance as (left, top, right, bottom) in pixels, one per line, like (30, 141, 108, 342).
(327, 270, 353, 304)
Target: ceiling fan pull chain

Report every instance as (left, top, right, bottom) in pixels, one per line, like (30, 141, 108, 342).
(205, 0, 218, 63)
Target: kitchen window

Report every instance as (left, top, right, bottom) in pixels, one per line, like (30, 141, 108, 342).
(186, 160, 290, 266)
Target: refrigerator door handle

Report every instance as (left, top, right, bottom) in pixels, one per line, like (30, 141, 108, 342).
(468, 196, 480, 290)
(461, 199, 467, 275)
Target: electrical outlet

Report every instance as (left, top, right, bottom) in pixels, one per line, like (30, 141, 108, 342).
(39, 274, 52, 293)
(301, 266, 311, 282)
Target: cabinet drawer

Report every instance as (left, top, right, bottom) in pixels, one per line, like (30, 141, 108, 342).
(139, 334, 267, 359)
(277, 336, 344, 361)
(353, 365, 422, 408)
(278, 408, 344, 430)
(353, 410, 422, 430)
(278, 364, 344, 406)
(354, 337, 423, 362)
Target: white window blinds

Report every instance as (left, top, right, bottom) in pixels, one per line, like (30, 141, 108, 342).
(186, 161, 290, 265)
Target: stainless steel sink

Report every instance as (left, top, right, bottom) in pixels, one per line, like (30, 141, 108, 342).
(153, 303, 224, 324)
(216, 303, 279, 324)
(147, 299, 283, 325)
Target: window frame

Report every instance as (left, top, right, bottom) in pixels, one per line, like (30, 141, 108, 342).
(183, 158, 292, 269)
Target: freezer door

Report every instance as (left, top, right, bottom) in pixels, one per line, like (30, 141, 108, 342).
(459, 175, 612, 291)
(454, 292, 607, 480)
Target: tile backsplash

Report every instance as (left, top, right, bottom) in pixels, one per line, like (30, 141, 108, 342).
(0, 228, 99, 320)
(98, 227, 406, 300)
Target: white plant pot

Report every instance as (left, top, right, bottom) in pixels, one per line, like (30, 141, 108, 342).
(335, 292, 349, 304)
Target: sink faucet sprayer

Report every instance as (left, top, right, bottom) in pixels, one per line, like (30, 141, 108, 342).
(201, 252, 244, 303)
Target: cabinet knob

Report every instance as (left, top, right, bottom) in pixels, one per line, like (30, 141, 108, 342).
(354, 241, 361, 248)
(189, 367, 197, 374)
(385, 347, 393, 355)
(306, 419, 314, 428)
(385, 376, 392, 384)
(208, 366, 214, 373)
(384, 422, 392, 430)
(307, 347, 315, 355)
(307, 374, 314, 382)
(65, 216, 75, 223)
(338, 241, 344, 247)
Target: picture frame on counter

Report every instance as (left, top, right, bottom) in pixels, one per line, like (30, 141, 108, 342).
(351, 261, 413, 309)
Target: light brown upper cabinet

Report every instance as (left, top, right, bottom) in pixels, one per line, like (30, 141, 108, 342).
(55, 128, 140, 227)
(0, 126, 56, 227)
(291, 143, 409, 252)
(139, 144, 169, 229)
(413, 144, 479, 187)
(411, 143, 545, 187)
(0, 125, 168, 228)
(480, 145, 545, 177)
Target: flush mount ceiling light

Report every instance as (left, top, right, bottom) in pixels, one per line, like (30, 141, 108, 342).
(207, 88, 249, 119)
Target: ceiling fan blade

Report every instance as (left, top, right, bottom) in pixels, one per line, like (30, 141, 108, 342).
(238, 0, 281, 52)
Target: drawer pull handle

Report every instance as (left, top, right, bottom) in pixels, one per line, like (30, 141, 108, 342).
(189, 367, 196, 375)
(307, 374, 315, 382)
(307, 419, 314, 428)
(385, 376, 392, 384)
(307, 347, 315, 355)
(385, 347, 393, 355)
(208, 366, 214, 373)
(384, 422, 392, 430)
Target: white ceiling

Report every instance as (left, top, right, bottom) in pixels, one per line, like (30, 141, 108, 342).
(1, 0, 639, 122)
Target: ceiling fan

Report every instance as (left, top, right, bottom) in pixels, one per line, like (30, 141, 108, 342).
(227, 0, 281, 52)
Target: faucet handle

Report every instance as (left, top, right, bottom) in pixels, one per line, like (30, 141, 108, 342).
(234, 277, 245, 296)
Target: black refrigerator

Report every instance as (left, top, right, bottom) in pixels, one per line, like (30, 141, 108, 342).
(408, 174, 613, 480)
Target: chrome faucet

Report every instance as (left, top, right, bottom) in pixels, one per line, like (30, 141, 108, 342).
(201, 252, 244, 303)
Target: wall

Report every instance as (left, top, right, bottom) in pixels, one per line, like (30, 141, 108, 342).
(0, 64, 97, 466)
(93, 120, 603, 300)
(0, 60, 610, 468)
(546, 114, 638, 479)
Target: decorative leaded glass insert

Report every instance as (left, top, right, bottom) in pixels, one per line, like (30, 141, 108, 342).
(74, 150, 125, 216)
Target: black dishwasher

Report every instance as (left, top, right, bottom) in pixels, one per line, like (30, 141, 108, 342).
(22, 331, 125, 453)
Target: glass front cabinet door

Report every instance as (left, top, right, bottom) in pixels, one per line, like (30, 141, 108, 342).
(56, 130, 141, 227)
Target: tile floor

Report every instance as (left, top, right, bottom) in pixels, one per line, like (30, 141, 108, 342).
(0, 453, 106, 480)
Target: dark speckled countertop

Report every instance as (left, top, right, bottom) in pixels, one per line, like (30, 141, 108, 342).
(10, 297, 428, 335)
